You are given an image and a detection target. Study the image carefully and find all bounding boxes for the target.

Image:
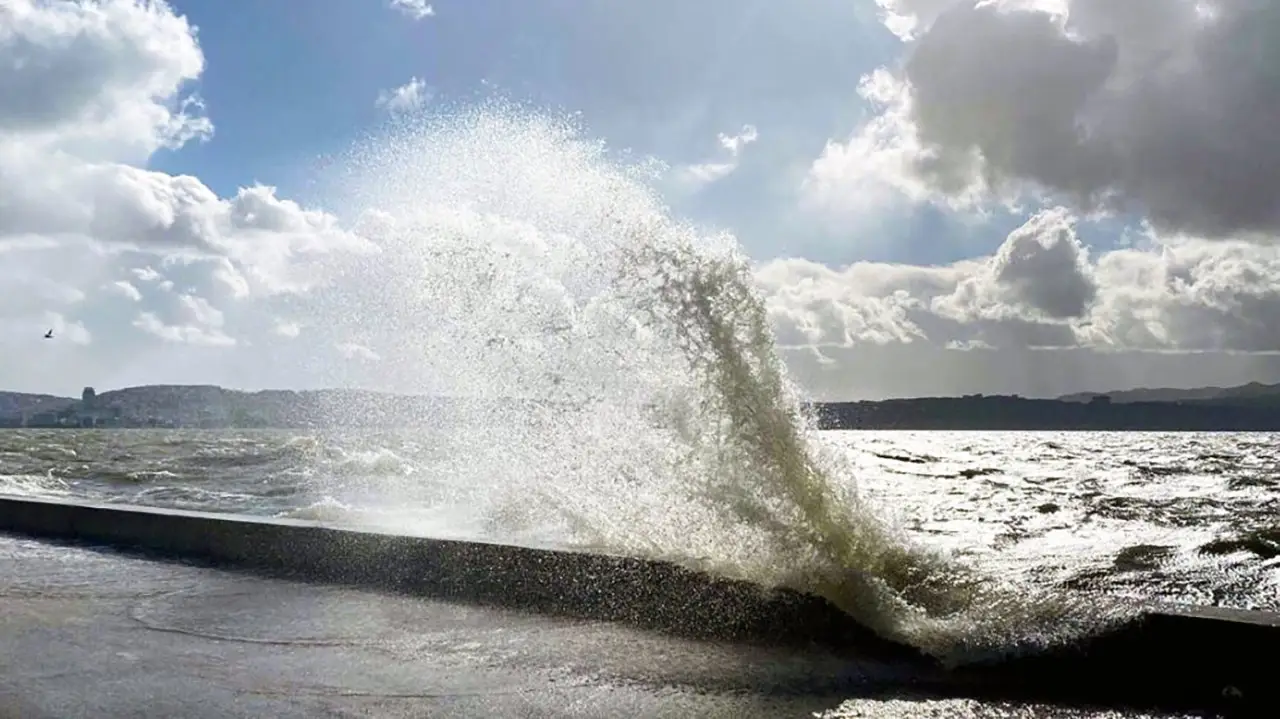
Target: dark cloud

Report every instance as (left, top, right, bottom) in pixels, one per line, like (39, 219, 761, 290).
(943, 208, 1098, 321)
(878, 0, 1280, 238)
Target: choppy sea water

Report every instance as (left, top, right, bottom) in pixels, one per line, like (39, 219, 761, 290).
(1, 428, 1275, 614)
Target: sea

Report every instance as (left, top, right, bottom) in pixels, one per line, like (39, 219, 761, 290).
(2, 429, 1268, 718)
(2, 428, 1275, 617)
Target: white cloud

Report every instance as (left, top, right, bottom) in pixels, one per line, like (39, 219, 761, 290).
(760, 209, 1280, 359)
(0, 0, 379, 387)
(0, 2, 373, 270)
(801, 68, 989, 225)
(388, 0, 435, 20)
(131, 266, 163, 283)
(0, 0, 210, 158)
(177, 294, 224, 328)
(810, 0, 1280, 239)
(274, 320, 301, 338)
(4, 4, 1276, 402)
(873, 0, 969, 41)
(206, 257, 250, 299)
(780, 1, 1280, 396)
(674, 124, 759, 189)
(105, 280, 143, 302)
(133, 311, 233, 346)
(44, 312, 92, 346)
(376, 77, 431, 114)
(336, 342, 380, 361)
(132, 292, 234, 347)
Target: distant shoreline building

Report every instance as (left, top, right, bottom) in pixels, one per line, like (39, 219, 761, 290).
(0, 386, 123, 428)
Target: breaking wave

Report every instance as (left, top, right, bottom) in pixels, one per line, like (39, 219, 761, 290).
(299, 102, 1134, 662)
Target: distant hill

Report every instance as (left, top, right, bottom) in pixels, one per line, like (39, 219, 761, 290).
(90, 385, 508, 428)
(0, 391, 74, 416)
(9, 381, 1280, 430)
(813, 393, 1280, 431)
(1058, 381, 1280, 404)
(0, 385, 508, 429)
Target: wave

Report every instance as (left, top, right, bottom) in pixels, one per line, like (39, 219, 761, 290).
(294, 101, 1140, 665)
(0, 472, 71, 498)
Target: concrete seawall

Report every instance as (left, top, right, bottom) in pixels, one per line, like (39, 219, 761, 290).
(1, 495, 1276, 715)
(0, 495, 903, 655)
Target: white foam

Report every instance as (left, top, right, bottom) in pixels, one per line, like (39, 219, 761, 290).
(291, 102, 1136, 662)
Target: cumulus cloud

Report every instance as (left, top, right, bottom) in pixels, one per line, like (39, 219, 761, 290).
(0, 1, 373, 261)
(336, 342, 380, 362)
(812, 0, 1280, 239)
(133, 293, 234, 347)
(873, 0, 960, 41)
(0, 0, 209, 157)
(675, 124, 759, 189)
(784, 0, 1280, 395)
(0, 0, 377, 383)
(388, 0, 434, 20)
(131, 266, 163, 283)
(105, 280, 143, 302)
(757, 204, 1280, 397)
(934, 208, 1097, 323)
(7, 0, 1276, 402)
(376, 77, 431, 114)
(760, 208, 1280, 365)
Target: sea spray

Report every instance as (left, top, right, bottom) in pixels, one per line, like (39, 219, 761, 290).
(316, 102, 1134, 663)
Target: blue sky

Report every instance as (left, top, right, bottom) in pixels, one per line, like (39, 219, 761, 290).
(4, 0, 1280, 400)
(154, 0, 1020, 268)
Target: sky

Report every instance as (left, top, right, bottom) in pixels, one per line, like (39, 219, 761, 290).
(5, 0, 1280, 400)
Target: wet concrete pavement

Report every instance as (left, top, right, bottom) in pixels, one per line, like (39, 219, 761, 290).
(0, 534, 1202, 719)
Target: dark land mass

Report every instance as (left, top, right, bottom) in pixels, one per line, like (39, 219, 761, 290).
(0, 385, 522, 430)
(819, 379, 1280, 430)
(7, 382, 1280, 430)
(0, 391, 74, 416)
(1059, 380, 1280, 404)
(812, 394, 1280, 431)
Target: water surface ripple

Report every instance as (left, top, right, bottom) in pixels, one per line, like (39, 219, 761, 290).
(2, 428, 1275, 613)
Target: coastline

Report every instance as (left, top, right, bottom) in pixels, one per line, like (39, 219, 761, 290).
(9, 383, 1280, 431)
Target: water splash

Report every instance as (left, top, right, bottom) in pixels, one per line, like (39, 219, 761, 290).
(316, 102, 1132, 663)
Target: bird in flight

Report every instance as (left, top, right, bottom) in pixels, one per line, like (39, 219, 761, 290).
(43, 329, 53, 339)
